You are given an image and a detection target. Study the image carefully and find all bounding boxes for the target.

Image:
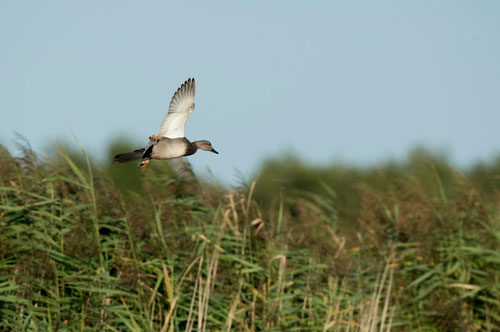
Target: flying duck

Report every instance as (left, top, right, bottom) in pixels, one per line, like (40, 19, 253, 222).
(113, 78, 218, 168)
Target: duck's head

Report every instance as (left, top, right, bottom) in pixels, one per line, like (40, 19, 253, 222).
(195, 140, 219, 154)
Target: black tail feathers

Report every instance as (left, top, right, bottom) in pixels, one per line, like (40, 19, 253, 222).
(113, 149, 145, 163)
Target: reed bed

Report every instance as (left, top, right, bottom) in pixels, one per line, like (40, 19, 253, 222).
(0, 142, 499, 331)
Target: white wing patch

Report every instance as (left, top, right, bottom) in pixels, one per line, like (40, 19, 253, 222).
(158, 78, 196, 138)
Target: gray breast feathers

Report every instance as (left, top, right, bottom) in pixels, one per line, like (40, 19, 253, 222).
(151, 137, 193, 159)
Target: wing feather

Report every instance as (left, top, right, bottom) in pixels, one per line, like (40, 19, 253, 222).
(158, 78, 196, 138)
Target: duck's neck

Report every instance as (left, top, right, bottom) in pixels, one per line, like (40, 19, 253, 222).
(185, 141, 199, 156)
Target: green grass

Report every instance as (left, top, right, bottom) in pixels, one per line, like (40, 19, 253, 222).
(0, 142, 499, 331)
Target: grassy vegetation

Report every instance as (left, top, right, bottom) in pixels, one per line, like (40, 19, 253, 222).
(1, 141, 500, 331)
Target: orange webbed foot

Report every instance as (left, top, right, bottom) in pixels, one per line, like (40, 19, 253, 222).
(138, 160, 150, 169)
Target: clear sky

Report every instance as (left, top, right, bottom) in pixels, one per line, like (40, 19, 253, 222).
(1, 1, 499, 184)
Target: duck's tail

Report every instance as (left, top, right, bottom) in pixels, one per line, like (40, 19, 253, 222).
(113, 149, 145, 163)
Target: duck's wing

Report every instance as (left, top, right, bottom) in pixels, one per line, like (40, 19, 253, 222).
(158, 78, 196, 138)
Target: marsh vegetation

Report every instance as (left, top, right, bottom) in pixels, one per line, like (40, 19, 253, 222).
(1, 141, 499, 331)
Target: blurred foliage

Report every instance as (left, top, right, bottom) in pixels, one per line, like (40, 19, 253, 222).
(0, 139, 499, 331)
(254, 148, 500, 230)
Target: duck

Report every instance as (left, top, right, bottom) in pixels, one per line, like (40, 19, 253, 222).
(113, 78, 218, 168)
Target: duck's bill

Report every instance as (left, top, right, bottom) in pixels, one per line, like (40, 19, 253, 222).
(210, 148, 219, 154)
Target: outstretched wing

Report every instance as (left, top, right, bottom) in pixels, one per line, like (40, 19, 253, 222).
(158, 78, 196, 138)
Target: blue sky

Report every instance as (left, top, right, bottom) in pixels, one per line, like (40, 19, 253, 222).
(1, 1, 499, 184)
